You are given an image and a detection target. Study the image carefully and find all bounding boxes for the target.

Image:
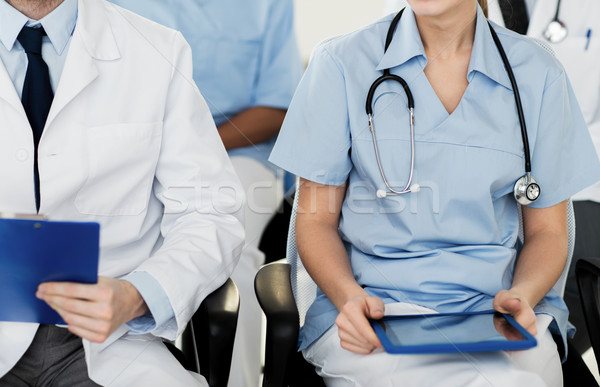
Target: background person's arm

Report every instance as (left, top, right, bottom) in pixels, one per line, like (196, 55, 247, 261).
(296, 178, 384, 354)
(494, 200, 568, 335)
(218, 106, 286, 150)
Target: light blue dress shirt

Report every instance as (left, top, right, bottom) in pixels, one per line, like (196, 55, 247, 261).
(108, 0, 303, 173)
(270, 5, 600, 355)
(0, 0, 173, 334)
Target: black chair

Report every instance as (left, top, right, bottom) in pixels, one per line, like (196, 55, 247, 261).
(255, 261, 324, 387)
(165, 278, 240, 387)
(576, 258, 600, 384)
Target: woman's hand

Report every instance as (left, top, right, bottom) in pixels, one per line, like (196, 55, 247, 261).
(335, 295, 385, 354)
(36, 276, 149, 343)
(493, 289, 537, 336)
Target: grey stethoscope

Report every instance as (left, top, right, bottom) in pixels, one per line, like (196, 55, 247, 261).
(367, 9, 541, 206)
(543, 0, 568, 43)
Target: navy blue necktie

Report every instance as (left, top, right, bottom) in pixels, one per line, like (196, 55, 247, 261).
(499, 0, 530, 35)
(18, 26, 54, 212)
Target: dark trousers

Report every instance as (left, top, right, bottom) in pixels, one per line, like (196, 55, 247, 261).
(564, 200, 600, 355)
(0, 325, 101, 387)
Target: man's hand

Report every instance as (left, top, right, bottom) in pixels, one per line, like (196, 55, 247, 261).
(335, 295, 384, 354)
(36, 276, 149, 343)
(493, 289, 537, 336)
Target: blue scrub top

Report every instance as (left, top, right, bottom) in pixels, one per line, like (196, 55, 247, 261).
(108, 0, 303, 171)
(270, 6, 600, 353)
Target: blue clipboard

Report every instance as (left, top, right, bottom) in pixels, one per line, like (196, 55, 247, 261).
(0, 216, 100, 324)
(371, 310, 537, 354)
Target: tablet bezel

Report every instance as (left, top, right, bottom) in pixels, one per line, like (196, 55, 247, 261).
(370, 310, 537, 354)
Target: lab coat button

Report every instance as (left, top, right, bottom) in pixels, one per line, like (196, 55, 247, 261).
(16, 149, 28, 161)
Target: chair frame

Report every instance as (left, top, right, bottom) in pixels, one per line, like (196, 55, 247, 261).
(166, 277, 240, 387)
(576, 258, 600, 374)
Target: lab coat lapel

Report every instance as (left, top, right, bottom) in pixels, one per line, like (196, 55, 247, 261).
(44, 0, 120, 130)
(0, 59, 27, 122)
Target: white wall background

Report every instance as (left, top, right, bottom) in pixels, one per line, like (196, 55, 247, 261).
(294, 0, 391, 63)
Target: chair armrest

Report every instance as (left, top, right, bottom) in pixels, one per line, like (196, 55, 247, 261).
(182, 278, 240, 387)
(255, 262, 300, 387)
(576, 257, 600, 373)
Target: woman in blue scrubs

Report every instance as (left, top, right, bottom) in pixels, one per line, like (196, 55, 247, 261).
(269, 0, 600, 385)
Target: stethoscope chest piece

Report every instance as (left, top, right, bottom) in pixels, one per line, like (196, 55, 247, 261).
(544, 20, 568, 43)
(514, 174, 540, 206)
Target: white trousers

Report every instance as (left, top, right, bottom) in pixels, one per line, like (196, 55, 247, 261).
(228, 156, 283, 387)
(304, 303, 562, 387)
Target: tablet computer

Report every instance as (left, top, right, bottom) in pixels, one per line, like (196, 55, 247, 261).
(370, 310, 537, 354)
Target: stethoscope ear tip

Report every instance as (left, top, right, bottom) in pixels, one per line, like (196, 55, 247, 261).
(410, 184, 421, 193)
(377, 189, 388, 198)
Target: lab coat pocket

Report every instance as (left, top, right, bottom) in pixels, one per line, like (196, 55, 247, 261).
(75, 122, 163, 216)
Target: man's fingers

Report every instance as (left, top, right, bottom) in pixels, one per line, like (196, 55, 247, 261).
(67, 324, 111, 343)
(44, 303, 114, 343)
(37, 294, 114, 321)
(37, 281, 106, 301)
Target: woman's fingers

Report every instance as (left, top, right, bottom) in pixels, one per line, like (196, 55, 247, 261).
(493, 289, 537, 336)
(336, 296, 384, 353)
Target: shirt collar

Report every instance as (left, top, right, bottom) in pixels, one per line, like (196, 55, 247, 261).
(468, 5, 512, 90)
(0, 0, 78, 55)
(376, 5, 512, 90)
(376, 7, 426, 72)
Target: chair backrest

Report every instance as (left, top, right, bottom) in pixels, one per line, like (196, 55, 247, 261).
(286, 188, 318, 328)
(288, 182, 576, 330)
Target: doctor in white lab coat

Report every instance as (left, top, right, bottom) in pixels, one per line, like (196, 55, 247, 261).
(384, 0, 600, 356)
(0, 0, 245, 385)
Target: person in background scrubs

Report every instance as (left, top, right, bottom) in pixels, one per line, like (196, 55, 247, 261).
(386, 0, 600, 360)
(106, 1, 303, 386)
(269, 0, 600, 385)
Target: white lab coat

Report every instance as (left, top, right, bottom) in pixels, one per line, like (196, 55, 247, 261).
(0, 0, 245, 385)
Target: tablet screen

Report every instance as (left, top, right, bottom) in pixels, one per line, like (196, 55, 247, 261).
(371, 311, 537, 354)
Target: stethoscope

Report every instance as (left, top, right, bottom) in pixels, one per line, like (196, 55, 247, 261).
(543, 0, 568, 43)
(367, 8, 541, 206)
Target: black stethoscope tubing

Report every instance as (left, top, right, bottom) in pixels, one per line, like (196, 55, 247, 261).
(488, 23, 532, 173)
(552, 0, 562, 24)
(366, 11, 414, 114)
(366, 8, 538, 203)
